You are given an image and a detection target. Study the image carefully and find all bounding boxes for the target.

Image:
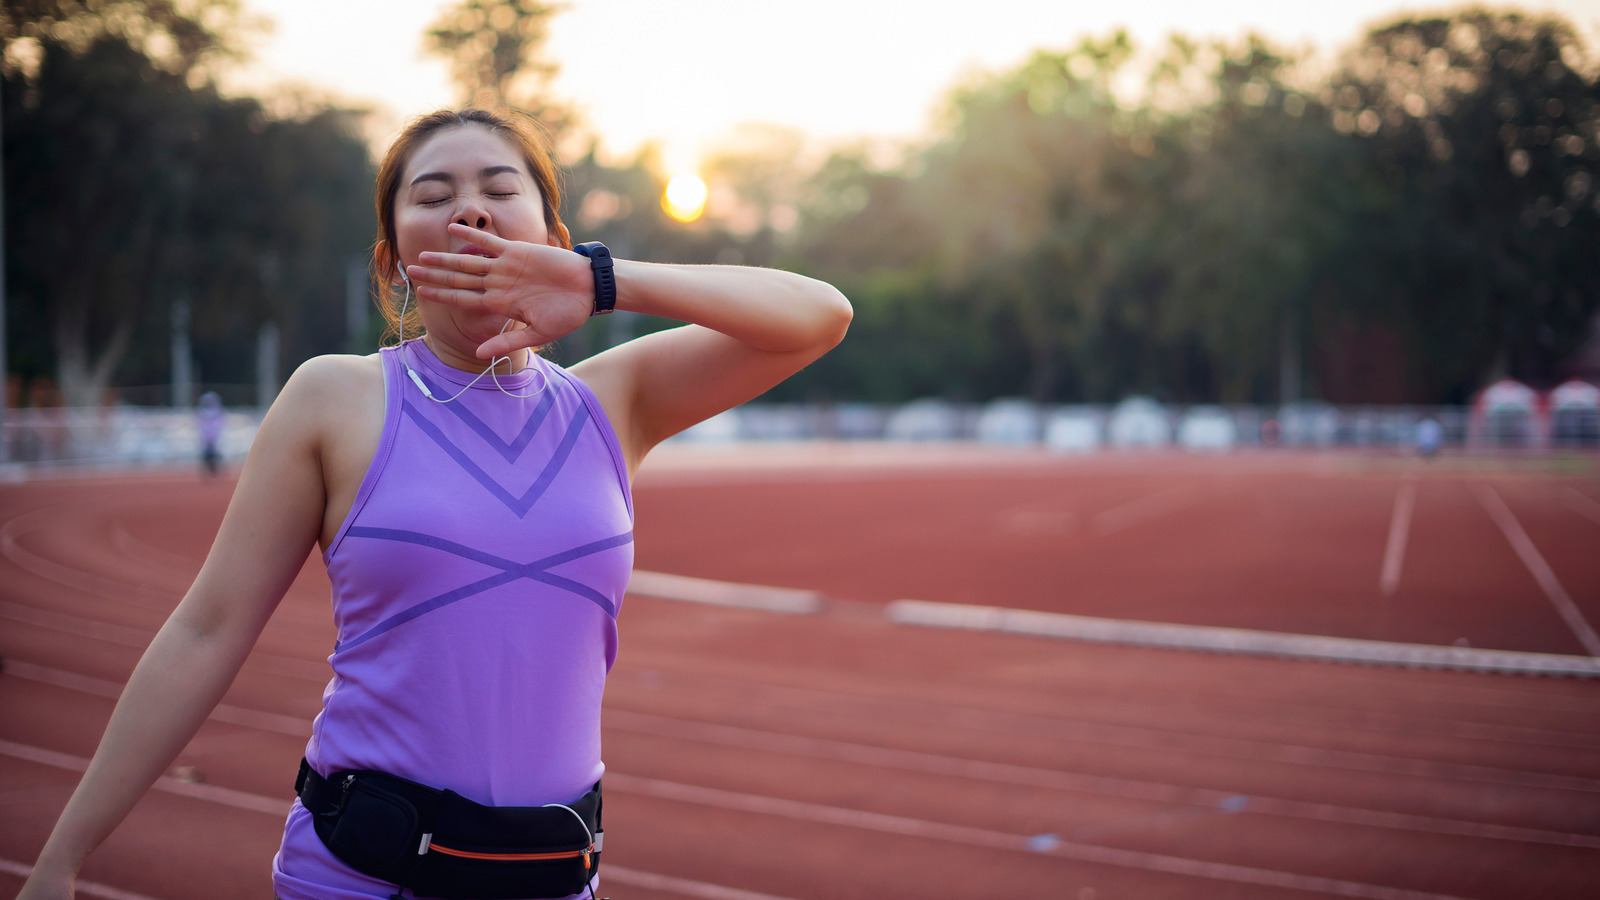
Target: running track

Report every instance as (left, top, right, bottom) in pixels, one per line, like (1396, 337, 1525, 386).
(1, 447, 1598, 899)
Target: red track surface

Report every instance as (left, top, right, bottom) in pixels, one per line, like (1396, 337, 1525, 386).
(2, 448, 1599, 899)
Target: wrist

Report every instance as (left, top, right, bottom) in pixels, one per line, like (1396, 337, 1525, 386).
(572, 242, 616, 316)
(30, 848, 80, 881)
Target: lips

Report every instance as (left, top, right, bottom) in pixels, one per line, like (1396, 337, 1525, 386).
(455, 243, 497, 258)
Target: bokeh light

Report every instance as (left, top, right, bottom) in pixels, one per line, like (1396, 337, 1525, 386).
(663, 174, 709, 223)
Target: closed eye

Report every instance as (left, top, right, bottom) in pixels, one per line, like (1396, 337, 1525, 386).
(419, 197, 450, 207)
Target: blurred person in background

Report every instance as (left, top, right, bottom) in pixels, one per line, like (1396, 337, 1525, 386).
(1416, 418, 1442, 458)
(196, 391, 226, 477)
(19, 107, 852, 900)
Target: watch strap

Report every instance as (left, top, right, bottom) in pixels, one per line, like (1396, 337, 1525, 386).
(573, 241, 617, 316)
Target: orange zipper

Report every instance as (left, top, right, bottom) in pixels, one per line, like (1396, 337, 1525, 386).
(427, 843, 591, 869)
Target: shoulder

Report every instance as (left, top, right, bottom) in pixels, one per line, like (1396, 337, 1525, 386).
(260, 353, 384, 445)
(281, 353, 383, 412)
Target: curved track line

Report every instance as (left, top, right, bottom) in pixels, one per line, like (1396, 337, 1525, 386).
(10, 660, 1590, 851)
(600, 865, 801, 900)
(0, 599, 329, 683)
(603, 773, 1477, 900)
(1, 506, 177, 607)
(0, 858, 161, 900)
(0, 736, 1480, 900)
(8, 591, 1594, 794)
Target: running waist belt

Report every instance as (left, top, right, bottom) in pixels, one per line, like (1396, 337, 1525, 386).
(295, 758, 602, 900)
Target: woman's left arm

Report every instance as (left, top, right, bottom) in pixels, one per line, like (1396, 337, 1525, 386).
(409, 223, 852, 472)
(577, 259, 853, 469)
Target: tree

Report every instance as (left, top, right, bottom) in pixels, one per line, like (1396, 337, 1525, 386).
(425, 0, 570, 131)
(1324, 9, 1600, 398)
(3, 0, 374, 407)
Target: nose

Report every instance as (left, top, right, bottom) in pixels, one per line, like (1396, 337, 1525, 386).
(454, 200, 489, 230)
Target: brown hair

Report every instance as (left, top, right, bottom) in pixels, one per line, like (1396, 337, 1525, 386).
(371, 108, 572, 344)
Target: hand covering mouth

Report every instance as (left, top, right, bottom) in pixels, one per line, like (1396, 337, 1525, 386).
(455, 243, 498, 258)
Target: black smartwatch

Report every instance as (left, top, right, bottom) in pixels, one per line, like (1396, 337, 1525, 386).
(573, 242, 616, 316)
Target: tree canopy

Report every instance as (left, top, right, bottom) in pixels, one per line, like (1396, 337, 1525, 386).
(3, 0, 374, 407)
(4, 4, 1596, 408)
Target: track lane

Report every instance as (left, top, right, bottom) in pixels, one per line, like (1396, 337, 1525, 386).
(4, 465, 1599, 899)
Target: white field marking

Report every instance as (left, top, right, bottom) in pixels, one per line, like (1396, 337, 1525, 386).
(0, 598, 330, 682)
(1473, 482, 1600, 657)
(0, 858, 163, 900)
(0, 506, 177, 607)
(603, 772, 1476, 900)
(601, 708, 1600, 849)
(1561, 487, 1600, 527)
(887, 599, 1600, 680)
(1090, 482, 1208, 535)
(11, 659, 1590, 851)
(627, 570, 822, 614)
(0, 744, 795, 900)
(109, 521, 204, 577)
(0, 739, 286, 815)
(2, 660, 311, 737)
(602, 865, 802, 900)
(1380, 479, 1418, 597)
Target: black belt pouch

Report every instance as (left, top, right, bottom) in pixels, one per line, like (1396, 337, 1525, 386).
(302, 763, 600, 900)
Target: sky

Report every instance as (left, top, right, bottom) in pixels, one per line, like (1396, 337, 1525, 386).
(226, 0, 1600, 173)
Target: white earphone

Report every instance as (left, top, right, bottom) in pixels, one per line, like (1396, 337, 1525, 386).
(395, 261, 547, 402)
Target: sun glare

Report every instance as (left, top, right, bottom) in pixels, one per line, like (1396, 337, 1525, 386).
(663, 174, 709, 223)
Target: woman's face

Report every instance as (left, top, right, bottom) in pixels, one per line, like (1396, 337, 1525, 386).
(392, 124, 552, 269)
(392, 124, 556, 345)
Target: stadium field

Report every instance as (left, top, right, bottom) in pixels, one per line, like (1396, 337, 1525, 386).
(1, 446, 1597, 898)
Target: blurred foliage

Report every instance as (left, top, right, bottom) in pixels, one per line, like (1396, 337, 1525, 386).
(4, 4, 1597, 407)
(766, 9, 1600, 405)
(2, 0, 374, 407)
(424, 0, 571, 133)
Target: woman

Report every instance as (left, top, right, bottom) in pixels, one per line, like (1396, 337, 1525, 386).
(19, 108, 852, 900)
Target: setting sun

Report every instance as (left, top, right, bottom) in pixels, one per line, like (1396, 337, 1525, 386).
(663, 174, 709, 223)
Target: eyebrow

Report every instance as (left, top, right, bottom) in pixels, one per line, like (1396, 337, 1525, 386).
(409, 165, 523, 186)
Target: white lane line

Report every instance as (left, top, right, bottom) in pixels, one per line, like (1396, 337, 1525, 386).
(887, 598, 1600, 680)
(8, 660, 1594, 849)
(1380, 479, 1417, 597)
(1090, 482, 1208, 535)
(0, 858, 162, 900)
(0, 852, 800, 900)
(0, 506, 178, 607)
(2, 660, 310, 737)
(602, 865, 801, 900)
(0, 742, 799, 900)
(1561, 487, 1600, 527)
(1473, 482, 1600, 657)
(603, 708, 1600, 849)
(627, 571, 822, 615)
(0, 598, 330, 683)
(605, 773, 1475, 900)
(0, 739, 286, 815)
(0, 739, 1509, 900)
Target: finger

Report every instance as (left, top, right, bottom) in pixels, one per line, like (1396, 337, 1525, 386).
(448, 222, 511, 253)
(414, 253, 494, 275)
(407, 264, 485, 289)
(414, 284, 495, 312)
(476, 329, 545, 359)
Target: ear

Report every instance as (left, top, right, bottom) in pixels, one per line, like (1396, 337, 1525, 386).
(375, 241, 402, 285)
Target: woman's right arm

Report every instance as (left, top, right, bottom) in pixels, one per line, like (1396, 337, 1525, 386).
(18, 359, 344, 898)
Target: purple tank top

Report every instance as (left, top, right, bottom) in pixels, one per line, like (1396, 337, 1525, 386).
(273, 340, 633, 900)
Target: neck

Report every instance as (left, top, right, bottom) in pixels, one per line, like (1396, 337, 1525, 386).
(421, 333, 531, 376)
